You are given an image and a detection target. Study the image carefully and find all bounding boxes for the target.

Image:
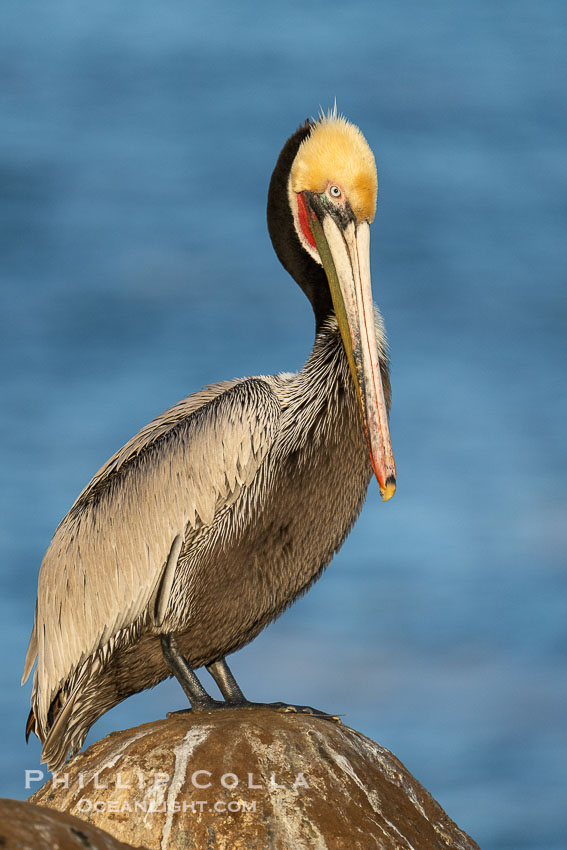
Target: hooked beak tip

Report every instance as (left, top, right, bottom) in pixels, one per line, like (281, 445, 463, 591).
(380, 476, 396, 502)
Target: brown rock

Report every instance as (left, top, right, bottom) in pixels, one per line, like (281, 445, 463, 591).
(30, 709, 479, 850)
(0, 797, 145, 849)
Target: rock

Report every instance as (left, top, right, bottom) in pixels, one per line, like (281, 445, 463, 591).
(0, 797, 145, 849)
(30, 708, 479, 850)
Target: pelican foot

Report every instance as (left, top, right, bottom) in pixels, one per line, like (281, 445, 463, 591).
(167, 700, 341, 723)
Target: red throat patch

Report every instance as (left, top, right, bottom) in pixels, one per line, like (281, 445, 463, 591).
(296, 192, 317, 249)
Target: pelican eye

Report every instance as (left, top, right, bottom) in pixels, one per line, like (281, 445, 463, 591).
(329, 185, 341, 198)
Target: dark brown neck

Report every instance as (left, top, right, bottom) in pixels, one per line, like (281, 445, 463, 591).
(267, 121, 334, 333)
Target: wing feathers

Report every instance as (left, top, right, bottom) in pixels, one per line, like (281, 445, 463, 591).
(25, 378, 280, 735)
(152, 534, 184, 628)
(22, 609, 38, 685)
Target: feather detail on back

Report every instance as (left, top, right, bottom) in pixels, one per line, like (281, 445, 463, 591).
(23, 378, 280, 742)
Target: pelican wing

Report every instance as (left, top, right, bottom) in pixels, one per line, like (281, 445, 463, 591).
(23, 378, 280, 733)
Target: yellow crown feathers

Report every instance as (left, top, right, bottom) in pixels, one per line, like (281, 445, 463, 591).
(290, 110, 378, 223)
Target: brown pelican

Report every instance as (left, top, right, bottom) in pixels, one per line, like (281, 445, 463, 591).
(23, 110, 396, 770)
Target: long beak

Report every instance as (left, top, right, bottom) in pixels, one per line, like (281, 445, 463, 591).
(306, 198, 396, 501)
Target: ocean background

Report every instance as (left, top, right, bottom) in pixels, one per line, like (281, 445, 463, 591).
(1, 2, 566, 847)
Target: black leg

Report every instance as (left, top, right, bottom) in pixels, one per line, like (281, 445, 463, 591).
(206, 658, 246, 703)
(161, 634, 219, 709)
(162, 637, 340, 724)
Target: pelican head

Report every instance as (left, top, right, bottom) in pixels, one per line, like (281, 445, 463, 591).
(268, 111, 396, 501)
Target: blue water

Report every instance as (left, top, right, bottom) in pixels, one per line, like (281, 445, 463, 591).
(1, 2, 566, 847)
